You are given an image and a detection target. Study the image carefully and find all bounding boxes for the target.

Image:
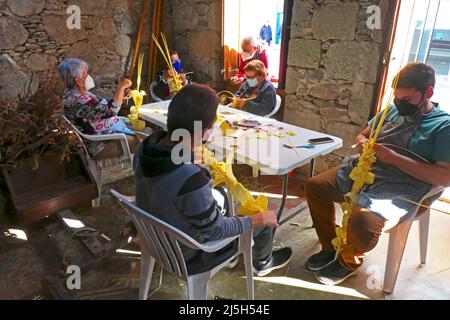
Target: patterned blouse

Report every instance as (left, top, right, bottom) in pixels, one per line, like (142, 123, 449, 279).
(62, 89, 121, 155)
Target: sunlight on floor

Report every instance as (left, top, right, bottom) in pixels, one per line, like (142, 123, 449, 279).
(252, 276, 370, 299)
(4, 229, 28, 241)
(250, 190, 299, 200)
(62, 218, 85, 229)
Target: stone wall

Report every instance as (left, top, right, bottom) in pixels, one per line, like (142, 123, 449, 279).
(167, 0, 223, 89)
(285, 0, 389, 171)
(0, 0, 390, 173)
(0, 0, 148, 101)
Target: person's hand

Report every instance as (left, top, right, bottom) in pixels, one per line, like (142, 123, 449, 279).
(354, 137, 368, 153)
(231, 76, 244, 85)
(374, 144, 400, 166)
(167, 69, 175, 78)
(119, 78, 132, 90)
(179, 73, 187, 84)
(234, 98, 246, 108)
(250, 211, 279, 229)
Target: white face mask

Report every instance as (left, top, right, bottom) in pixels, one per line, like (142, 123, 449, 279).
(242, 50, 255, 61)
(85, 74, 95, 90)
(247, 78, 259, 88)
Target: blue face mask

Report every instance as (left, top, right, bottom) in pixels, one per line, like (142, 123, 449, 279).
(247, 78, 259, 88)
(173, 60, 182, 73)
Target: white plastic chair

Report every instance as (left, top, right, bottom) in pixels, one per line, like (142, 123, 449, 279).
(383, 186, 444, 293)
(63, 116, 133, 207)
(149, 81, 163, 102)
(110, 189, 254, 300)
(265, 94, 282, 118)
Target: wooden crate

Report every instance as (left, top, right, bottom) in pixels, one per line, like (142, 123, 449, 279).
(2, 151, 98, 225)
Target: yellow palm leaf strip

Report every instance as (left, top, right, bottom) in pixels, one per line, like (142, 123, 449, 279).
(151, 33, 172, 68)
(371, 74, 400, 142)
(201, 145, 267, 216)
(217, 91, 235, 96)
(161, 32, 182, 92)
(136, 53, 144, 92)
(161, 33, 175, 74)
(332, 73, 400, 256)
(368, 75, 399, 142)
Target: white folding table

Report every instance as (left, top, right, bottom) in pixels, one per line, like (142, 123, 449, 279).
(139, 101, 343, 226)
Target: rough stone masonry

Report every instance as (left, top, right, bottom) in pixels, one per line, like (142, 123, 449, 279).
(0, 0, 390, 172)
(166, 0, 390, 171)
(0, 0, 148, 101)
(284, 0, 390, 171)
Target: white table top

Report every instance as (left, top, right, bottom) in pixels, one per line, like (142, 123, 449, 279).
(139, 101, 343, 176)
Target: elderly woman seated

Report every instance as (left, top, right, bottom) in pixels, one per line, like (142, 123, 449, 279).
(57, 58, 139, 160)
(234, 60, 276, 117)
(231, 36, 269, 86)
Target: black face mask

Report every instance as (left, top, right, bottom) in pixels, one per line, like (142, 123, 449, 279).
(393, 94, 425, 117)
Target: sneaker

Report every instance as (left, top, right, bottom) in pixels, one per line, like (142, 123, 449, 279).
(315, 259, 360, 286)
(226, 257, 239, 269)
(305, 250, 336, 271)
(253, 247, 292, 277)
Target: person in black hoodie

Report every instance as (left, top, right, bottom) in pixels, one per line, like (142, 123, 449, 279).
(133, 83, 292, 276)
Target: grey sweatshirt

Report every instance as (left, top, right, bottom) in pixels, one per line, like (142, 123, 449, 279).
(133, 136, 252, 260)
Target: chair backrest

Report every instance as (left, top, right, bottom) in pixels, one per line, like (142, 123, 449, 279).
(62, 115, 84, 137)
(149, 81, 163, 102)
(111, 189, 205, 280)
(62, 115, 92, 157)
(265, 94, 282, 118)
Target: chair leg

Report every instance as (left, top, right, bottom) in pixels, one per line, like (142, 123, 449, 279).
(227, 189, 236, 217)
(90, 164, 103, 208)
(419, 210, 431, 265)
(242, 230, 254, 300)
(187, 272, 210, 300)
(383, 219, 413, 294)
(139, 247, 155, 300)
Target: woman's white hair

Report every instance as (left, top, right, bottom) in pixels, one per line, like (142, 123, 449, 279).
(242, 36, 257, 48)
(57, 58, 88, 89)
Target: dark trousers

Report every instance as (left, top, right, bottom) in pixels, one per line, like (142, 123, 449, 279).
(252, 227, 273, 263)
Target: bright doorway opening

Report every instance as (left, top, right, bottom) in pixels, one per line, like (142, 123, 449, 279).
(383, 0, 450, 202)
(383, 0, 450, 113)
(223, 0, 286, 87)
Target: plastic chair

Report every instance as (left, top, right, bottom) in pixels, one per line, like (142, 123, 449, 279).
(63, 116, 133, 207)
(110, 189, 254, 300)
(265, 94, 282, 118)
(149, 81, 163, 102)
(383, 186, 445, 293)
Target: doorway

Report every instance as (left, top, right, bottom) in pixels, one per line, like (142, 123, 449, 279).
(381, 0, 450, 202)
(382, 0, 450, 113)
(222, 0, 287, 87)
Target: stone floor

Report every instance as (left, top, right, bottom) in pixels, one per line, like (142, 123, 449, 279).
(1, 163, 450, 300)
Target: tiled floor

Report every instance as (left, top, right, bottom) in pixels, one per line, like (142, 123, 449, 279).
(1, 163, 450, 300)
